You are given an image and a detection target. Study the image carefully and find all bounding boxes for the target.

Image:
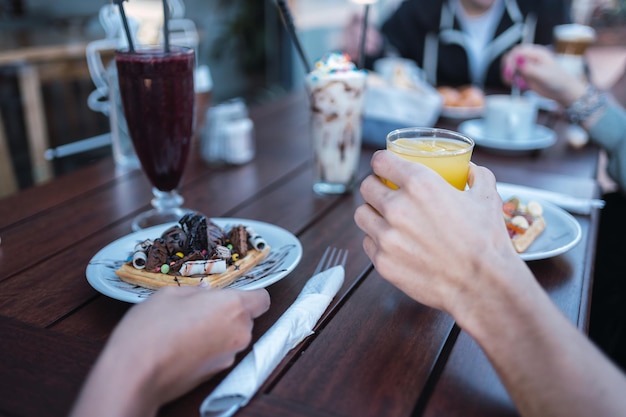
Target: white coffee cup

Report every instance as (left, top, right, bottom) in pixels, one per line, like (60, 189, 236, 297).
(484, 95, 537, 141)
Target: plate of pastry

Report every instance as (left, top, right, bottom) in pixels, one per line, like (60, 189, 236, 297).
(86, 218, 303, 303)
(438, 85, 485, 119)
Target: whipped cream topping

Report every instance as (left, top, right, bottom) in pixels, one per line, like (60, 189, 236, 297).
(308, 52, 363, 80)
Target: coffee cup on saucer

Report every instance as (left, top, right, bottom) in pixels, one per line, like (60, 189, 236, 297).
(484, 95, 538, 141)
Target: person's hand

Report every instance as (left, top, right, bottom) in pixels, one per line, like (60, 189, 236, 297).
(114, 287, 269, 400)
(71, 286, 270, 417)
(356, 152, 626, 417)
(354, 151, 527, 318)
(501, 44, 587, 107)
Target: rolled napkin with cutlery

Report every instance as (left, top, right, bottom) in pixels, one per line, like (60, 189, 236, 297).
(200, 265, 345, 417)
(497, 182, 605, 215)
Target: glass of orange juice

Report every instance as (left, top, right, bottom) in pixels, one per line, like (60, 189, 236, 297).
(385, 127, 474, 190)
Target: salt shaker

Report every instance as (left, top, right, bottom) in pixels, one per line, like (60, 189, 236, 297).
(201, 98, 255, 165)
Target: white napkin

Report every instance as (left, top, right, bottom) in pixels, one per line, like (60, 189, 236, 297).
(497, 182, 605, 215)
(199, 265, 345, 417)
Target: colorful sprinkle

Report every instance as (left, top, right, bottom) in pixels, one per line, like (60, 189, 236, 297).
(308, 52, 361, 79)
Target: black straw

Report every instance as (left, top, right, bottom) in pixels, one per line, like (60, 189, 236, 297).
(276, 0, 311, 73)
(114, 0, 135, 52)
(162, 0, 170, 52)
(357, 4, 370, 69)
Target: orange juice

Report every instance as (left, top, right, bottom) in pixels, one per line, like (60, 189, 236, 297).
(385, 128, 474, 190)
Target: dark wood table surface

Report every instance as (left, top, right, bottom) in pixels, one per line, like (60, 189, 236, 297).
(0, 92, 602, 417)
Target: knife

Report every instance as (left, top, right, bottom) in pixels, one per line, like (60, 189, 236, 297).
(497, 182, 605, 215)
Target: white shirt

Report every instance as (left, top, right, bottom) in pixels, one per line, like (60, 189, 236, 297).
(453, 0, 505, 83)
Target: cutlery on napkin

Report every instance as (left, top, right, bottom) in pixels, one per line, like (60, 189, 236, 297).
(200, 265, 345, 417)
(496, 182, 605, 215)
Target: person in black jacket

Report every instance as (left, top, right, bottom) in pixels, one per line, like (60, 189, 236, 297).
(350, 0, 571, 89)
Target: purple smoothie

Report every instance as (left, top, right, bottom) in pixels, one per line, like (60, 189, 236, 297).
(116, 47, 195, 192)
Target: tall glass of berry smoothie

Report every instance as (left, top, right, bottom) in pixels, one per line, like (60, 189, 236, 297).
(116, 46, 196, 231)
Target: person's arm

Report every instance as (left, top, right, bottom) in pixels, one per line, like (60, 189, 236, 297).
(354, 151, 626, 417)
(457, 246, 626, 417)
(503, 44, 626, 191)
(69, 286, 270, 417)
(586, 104, 626, 191)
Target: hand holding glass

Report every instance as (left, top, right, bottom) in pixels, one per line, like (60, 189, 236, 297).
(385, 127, 474, 190)
(116, 46, 195, 231)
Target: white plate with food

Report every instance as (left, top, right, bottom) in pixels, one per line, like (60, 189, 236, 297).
(437, 85, 485, 119)
(498, 186, 582, 261)
(460, 119, 557, 152)
(86, 218, 303, 303)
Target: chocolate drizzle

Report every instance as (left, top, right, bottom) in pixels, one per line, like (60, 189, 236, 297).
(168, 250, 204, 273)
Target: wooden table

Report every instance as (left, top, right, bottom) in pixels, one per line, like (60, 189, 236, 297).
(0, 92, 602, 417)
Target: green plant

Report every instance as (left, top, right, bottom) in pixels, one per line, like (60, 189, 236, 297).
(212, 0, 267, 75)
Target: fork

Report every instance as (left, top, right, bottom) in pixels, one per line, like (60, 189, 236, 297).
(313, 246, 348, 275)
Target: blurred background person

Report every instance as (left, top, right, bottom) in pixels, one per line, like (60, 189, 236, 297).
(344, 0, 571, 88)
(502, 43, 626, 371)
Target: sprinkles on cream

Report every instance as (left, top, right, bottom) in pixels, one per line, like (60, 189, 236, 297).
(307, 52, 365, 82)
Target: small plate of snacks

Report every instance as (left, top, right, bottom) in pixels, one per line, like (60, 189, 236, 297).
(499, 188, 582, 261)
(437, 85, 485, 119)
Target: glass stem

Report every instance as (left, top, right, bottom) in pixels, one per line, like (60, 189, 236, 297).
(151, 188, 184, 211)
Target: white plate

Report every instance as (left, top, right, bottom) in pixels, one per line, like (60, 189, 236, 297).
(440, 105, 484, 119)
(459, 119, 557, 152)
(498, 185, 582, 261)
(86, 218, 303, 303)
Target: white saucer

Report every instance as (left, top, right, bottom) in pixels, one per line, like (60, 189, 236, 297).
(459, 119, 557, 152)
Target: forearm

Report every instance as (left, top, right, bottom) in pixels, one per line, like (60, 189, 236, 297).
(69, 342, 160, 417)
(456, 257, 626, 417)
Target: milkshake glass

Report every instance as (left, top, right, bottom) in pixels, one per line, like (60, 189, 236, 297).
(305, 53, 367, 194)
